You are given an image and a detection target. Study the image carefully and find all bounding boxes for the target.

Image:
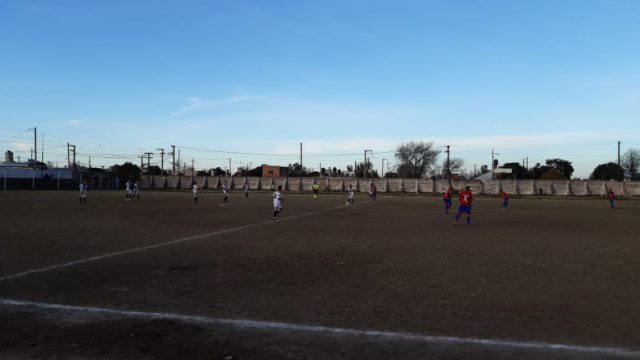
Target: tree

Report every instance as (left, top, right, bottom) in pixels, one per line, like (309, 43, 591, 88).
(545, 158, 574, 179)
(442, 158, 464, 177)
(355, 161, 379, 178)
(480, 164, 489, 174)
(502, 162, 528, 179)
(540, 169, 567, 180)
(111, 162, 140, 183)
(287, 162, 308, 177)
(147, 165, 162, 175)
(621, 148, 640, 179)
(395, 141, 440, 178)
(210, 167, 226, 176)
(590, 162, 624, 181)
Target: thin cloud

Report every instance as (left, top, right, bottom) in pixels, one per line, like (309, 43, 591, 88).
(65, 120, 82, 126)
(171, 95, 252, 117)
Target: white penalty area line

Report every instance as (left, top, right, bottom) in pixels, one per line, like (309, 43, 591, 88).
(1, 298, 639, 359)
(0, 202, 355, 282)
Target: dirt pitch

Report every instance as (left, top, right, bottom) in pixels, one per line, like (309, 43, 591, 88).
(1, 190, 639, 360)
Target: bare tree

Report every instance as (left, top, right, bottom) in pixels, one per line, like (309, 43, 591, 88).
(395, 141, 440, 178)
(621, 148, 640, 179)
(442, 157, 464, 177)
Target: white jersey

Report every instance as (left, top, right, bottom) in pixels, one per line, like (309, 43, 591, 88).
(134, 183, 140, 193)
(244, 184, 249, 192)
(125, 181, 132, 192)
(79, 183, 87, 195)
(192, 184, 198, 193)
(223, 184, 229, 194)
(273, 191, 283, 209)
(348, 189, 355, 199)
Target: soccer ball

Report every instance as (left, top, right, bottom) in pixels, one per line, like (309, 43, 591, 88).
(346, 201, 349, 205)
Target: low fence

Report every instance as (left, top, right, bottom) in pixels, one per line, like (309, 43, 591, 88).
(138, 176, 639, 196)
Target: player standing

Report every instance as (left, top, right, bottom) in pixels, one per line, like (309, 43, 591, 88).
(273, 185, 284, 221)
(608, 188, 616, 209)
(443, 186, 453, 214)
(125, 180, 132, 201)
(453, 186, 473, 226)
(243, 182, 250, 198)
(133, 181, 141, 200)
(79, 181, 88, 204)
(372, 184, 377, 201)
(222, 181, 229, 203)
(347, 184, 355, 205)
(192, 182, 199, 203)
(500, 189, 509, 209)
(312, 182, 320, 200)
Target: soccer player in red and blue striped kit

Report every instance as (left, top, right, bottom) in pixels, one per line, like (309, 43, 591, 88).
(453, 186, 473, 226)
(443, 186, 453, 214)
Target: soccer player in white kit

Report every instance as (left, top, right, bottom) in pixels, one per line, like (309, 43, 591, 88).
(273, 185, 284, 221)
(79, 181, 88, 204)
(347, 184, 355, 205)
(243, 182, 249, 199)
(222, 181, 229, 203)
(125, 180, 132, 201)
(192, 182, 199, 203)
(133, 181, 141, 200)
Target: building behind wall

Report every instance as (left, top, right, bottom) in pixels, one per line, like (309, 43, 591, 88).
(262, 165, 289, 177)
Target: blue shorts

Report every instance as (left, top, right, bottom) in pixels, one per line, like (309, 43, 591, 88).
(458, 205, 471, 214)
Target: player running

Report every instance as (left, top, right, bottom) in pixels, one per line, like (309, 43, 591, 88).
(608, 188, 616, 209)
(79, 181, 88, 204)
(273, 185, 284, 221)
(222, 181, 229, 203)
(500, 189, 509, 209)
(244, 182, 250, 199)
(312, 182, 320, 200)
(443, 186, 453, 214)
(453, 186, 473, 226)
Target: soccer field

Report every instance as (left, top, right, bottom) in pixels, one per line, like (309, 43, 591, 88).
(1, 190, 639, 360)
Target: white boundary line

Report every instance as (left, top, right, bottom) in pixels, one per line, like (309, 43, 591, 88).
(0, 202, 352, 282)
(1, 298, 639, 358)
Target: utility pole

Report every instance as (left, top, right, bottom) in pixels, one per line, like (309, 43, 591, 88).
(139, 155, 144, 171)
(69, 145, 76, 168)
(145, 152, 153, 175)
(618, 141, 621, 166)
(170, 145, 176, 175)
(33, 127, 37, 163)
(191, 158, 195, 175)
(88, 156, 91, 168)
(364, 149, 372, 179)
(228, 158, 232, 176)
(445, 145, 451, 185)
(41, 133, 44, 165)
(300, 142, 303, 175)
(67, 143, 71, 168)
(382, 159, 387, 177)
(157, 148, 165, 175)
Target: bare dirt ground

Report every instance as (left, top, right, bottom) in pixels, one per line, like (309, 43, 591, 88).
(1, 189, 639, 359)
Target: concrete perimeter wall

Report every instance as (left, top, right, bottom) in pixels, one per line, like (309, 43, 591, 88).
(141, 176, 639, 196)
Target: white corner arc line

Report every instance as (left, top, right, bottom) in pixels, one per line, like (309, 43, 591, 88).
(1, 298, 639, 358)
(0, 202, 351, 282)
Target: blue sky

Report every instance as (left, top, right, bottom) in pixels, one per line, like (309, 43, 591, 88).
(1, 0, 639, 177)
